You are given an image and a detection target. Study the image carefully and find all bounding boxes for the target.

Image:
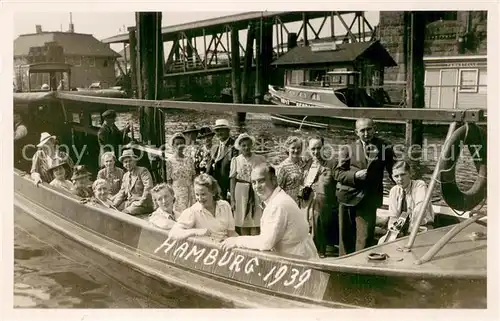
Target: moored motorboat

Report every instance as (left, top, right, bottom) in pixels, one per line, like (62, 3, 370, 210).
(14, 169, 487, 308)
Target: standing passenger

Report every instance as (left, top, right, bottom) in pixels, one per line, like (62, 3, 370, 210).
(166, 133, 196, 213)
(333, 118, 395, 253)
(277, 136, 306, 204)
(207, 119, 237, 201)
(229, 133, 266, 235)
(97, 109, 131, 162)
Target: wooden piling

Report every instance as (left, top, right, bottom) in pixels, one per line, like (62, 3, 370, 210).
(405, 11, 425, 156)
(230, 25, 244, 125)
(136, 12, 165, 147)
(241, 22, 255, 104)
(254, 17, 263, 104)
(127, 27, 138, 98)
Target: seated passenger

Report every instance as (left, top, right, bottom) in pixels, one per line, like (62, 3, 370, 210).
(91, 179, 116, 209)
(378, 161, 435, 244)
(112, 149, 154, 215)
(96, 151, 124, 197)
(221, 165, 319, 260)
(31, 132, 74, 186)
(148, 183, 178, 230)
(169, 173, 238, 241)
(48, 158, 73, 192)
(71, 165, 93, 198)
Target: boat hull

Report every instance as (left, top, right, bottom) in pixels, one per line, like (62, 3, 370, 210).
(14, 170, 487, 308)
(267, 85, 487, 133)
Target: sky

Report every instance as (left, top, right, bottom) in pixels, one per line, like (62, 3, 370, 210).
(13, 11, 380, 54)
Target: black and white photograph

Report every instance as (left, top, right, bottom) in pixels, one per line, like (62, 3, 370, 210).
(3, 2, 498, 319)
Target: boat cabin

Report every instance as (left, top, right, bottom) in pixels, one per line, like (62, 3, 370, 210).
(271, 40, 396, 99)
(14, 62, 73, 92)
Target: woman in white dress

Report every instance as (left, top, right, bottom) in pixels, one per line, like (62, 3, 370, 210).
(229, 133, 266, 236)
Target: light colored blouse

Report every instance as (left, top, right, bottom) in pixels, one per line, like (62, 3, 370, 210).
(97, 167, 124, 195)
(233, 187, 319, 260)
(149, 208, 179, 230)
(173, 200, 235, 234)
(388, 179, 435, 230)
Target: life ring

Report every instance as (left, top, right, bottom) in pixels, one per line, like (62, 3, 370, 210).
(440, 123, 487, 211)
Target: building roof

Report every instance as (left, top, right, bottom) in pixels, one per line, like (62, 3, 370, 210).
(14, 31, 120, 58)
(272, 40, 397, 67)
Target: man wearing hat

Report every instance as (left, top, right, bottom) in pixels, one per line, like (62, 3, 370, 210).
(112, 149, 154, 215)
(97, 109, 131, 162)
(206, 119, 237, 201)
(71, 165, 93, 198)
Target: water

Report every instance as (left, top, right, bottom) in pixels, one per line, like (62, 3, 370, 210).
(15, 109, 485, 308)
(14, 224, 161, 308)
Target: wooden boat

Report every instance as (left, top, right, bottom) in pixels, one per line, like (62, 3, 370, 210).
(13, 90, 487, 308)
(14, 169, 486, 308)
(267, 71, 487, 131)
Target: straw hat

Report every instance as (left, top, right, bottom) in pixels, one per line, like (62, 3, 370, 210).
(182, 124, 200, 134)
(37, 132, 56, 148)
(118, 149, 139, 162)
(213, 119, 230, 131)
(234, 133, 256, 151)
(169, 132, 187, 146)
(71, 165, 91, 180)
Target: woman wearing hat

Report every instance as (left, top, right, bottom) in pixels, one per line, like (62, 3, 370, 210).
(31, 132, 74, 186)
(166, 132, 196, 213)
(48, 158, 73, 192)
(112, 149, 154, 215)
(229, 133, 266, 235)
(194, 129, 215, 175)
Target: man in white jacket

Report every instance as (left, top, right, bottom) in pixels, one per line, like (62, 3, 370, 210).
(221, 164, 319, 260)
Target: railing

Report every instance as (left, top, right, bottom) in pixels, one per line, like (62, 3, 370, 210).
(56, 92, 486, 122)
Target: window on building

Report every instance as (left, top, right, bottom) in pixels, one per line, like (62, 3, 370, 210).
(311, 93, 321, 101)
(459, 69, 479, 93)
(89, 57, 95, 67)
(72, 113, 81, 123)
(298, 92, 307, 98)
(103, 59, 108, 67)
(90, 113, 102, 127)
(74, 57, 82, 66)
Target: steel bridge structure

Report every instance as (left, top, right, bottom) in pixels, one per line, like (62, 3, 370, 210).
(102, 11, 377, 78)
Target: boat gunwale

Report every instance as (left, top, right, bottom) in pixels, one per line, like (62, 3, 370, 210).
(14, 169, 486, 280)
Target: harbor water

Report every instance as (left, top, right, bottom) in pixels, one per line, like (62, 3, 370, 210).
(15, 109, 485, 308)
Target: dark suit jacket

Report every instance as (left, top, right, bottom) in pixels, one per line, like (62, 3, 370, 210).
(207, 137, 237, 198)
(333, 137, 395, 209)
(97, 122, 130, 159)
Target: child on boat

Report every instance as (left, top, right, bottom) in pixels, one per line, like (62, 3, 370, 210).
(148, 183, 179, 230)
(71, 165, 94, 198)
(48, 158, 73, 192)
